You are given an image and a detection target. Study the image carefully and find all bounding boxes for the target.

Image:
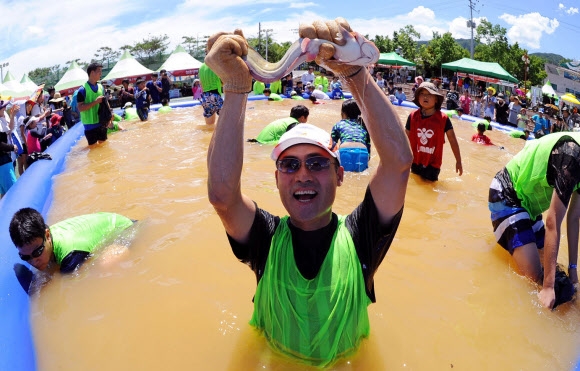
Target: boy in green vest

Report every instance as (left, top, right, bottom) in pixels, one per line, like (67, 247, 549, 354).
(77, 62, 107, 145)
(489, 133, 580, 309)
(205, 18, 411, 366)
(9, 208, 135, 273)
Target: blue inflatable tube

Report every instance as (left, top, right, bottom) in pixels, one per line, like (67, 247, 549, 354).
(0, 122, 85, 371)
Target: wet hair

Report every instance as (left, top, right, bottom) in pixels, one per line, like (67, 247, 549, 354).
(87, 62, 103, 76)
(9, 208, 48, 248)
(341, 99, 361, 120)
(341, 99, 367, 130)
(161, 98, 169, 106)
(484, 116, 492, 122)
(309, 95, 317, 103)
(263, 88, 271, 95)
(289, 105, 309, 120)
(477, 123, 486, 132)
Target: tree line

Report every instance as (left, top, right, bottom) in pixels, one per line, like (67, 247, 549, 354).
(28, 20, 564, 89)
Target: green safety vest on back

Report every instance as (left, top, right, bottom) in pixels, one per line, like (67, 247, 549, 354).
(250, 215, 371, 367)
(506, 133, 580, 219)
(269, 80, 282, 94)
(255, 117, 298, 144)
(199, 63, 222, 93)
(253, 81, 265, 95)
(50, 213, 134, 265)
(79, 82, 103, 125)
(267, 93, 283, 101)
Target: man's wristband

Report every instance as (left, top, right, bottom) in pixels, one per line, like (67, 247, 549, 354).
(569, 264, 577, 269)
(345, 67, 363, 79)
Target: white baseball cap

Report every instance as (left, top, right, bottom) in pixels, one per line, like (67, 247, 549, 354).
(271, 124, 340, 164)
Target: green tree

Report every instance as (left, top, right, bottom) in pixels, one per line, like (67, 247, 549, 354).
(94, 46, 121, 69)
(421, 32, 469, 77)
(28, 67, 51, 84)
(181, 36, 197, 55)
(131, 34, 170, 63)
(371, 34, 394, 53)
(393, 25, 420, 63)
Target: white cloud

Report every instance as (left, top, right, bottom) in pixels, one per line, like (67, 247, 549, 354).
(499, 12, 559, 49)
(448, 16, 487, 39)
(557, 3, 578, 15)
(289, 2, 318, 9)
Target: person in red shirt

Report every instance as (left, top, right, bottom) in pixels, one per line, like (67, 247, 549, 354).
(471, 123, 493, 145)
(405, 82, 463, 181)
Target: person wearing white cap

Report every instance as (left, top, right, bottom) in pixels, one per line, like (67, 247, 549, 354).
(205, 18, 412, 366)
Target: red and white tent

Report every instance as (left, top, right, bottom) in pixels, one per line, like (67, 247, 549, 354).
(102, 50, 154, 85)
(54, 61, 89, 95)
(157, 45, 202, 78)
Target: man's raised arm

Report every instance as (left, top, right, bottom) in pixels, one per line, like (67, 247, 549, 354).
(205, 30, 256, 243)
(299, 18, 413, 225)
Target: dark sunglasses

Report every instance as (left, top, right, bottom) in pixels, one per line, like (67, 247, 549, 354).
(276, 156, 335, 173)
(19, 238, 45, 261)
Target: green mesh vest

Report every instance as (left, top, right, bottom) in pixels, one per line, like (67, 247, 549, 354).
(250, 215, 371, 367)
(506, 133, 580, 219)
(51, 213, 133, 264)
(79, 82, 103, 125)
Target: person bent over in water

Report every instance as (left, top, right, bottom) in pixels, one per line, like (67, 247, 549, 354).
(489, 133, 580, 309)
(247, 104, 309, 144)
(205, 18, 412, 367)
(9, 208, 135, 273)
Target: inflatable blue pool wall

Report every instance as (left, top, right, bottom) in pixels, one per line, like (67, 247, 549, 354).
(0, 96, 547, 371)
(0, 122, 84, 371)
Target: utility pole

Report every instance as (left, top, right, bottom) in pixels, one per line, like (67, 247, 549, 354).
(264, 29, 273, 61)
(467, 0, 479, 59)
(258, 23, 262, 55)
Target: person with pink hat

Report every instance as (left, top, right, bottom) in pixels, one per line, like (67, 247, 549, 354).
(205, 18, 412, 366)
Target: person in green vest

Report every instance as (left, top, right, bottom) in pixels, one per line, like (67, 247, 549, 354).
(289, 91, 305, 100)
(157, 98, 173, 113)
(262, 88, 283, 101)
(9, 208, 135, 273)
(252, 80, 265, 95)
(489, 133, 580, 309)
(205, 19, 412, 367)
(107, 113, 125, 134)
(122, 102, 139, 121)
(247, 105, 309, 144)
(77, 62, 108, 145)
(445, 107, 464, 119)
(471, 116, 493, 130)
(509, 129, 530, 140)
(314, 73, 329, 92)
(269, 79, 282, 94)
(198, 62, 223, 125)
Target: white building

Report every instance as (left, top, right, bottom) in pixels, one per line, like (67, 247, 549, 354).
(544, 62, 580, 98)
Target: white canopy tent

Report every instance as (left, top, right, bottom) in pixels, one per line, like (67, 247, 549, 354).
(1, 71, 29, 99)
(157, 45, 202, 79)
(20, 74, 39, 94)
(54, 61, 89, 95)
(102, 50, 154, 85)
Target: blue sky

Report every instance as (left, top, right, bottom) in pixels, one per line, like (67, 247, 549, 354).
(1, 0, 578, 81)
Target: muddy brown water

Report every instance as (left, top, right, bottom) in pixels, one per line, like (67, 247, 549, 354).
(32, 100, 580, 370)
